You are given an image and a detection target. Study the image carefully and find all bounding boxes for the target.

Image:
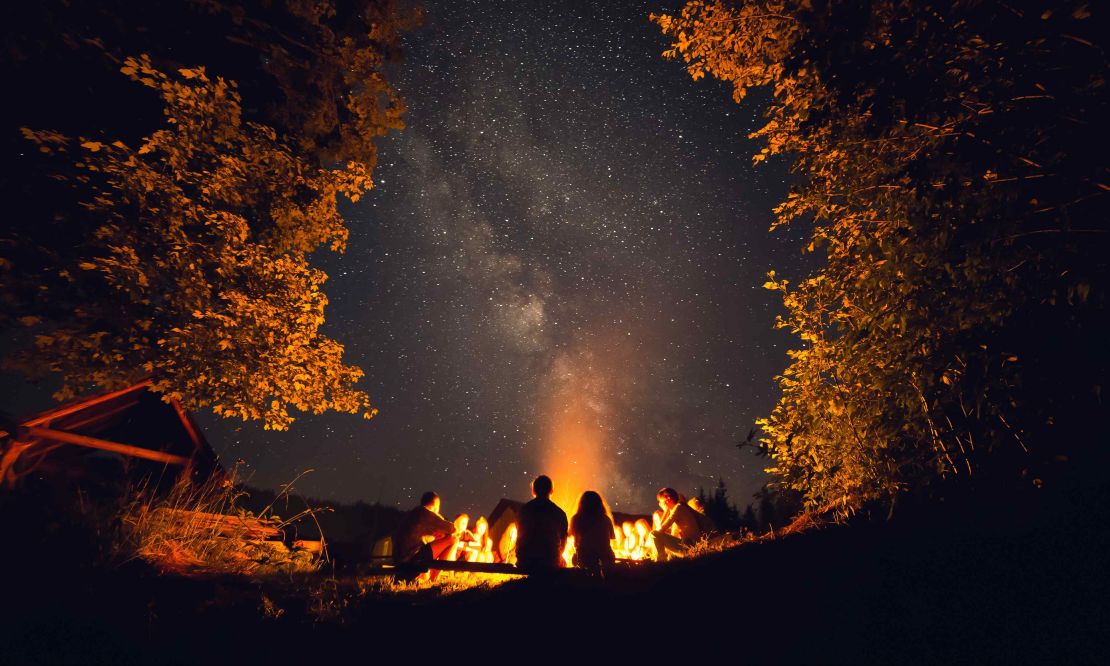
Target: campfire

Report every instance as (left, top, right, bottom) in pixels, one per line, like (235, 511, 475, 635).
(446, 514, 496, 563)
(393, 380, 671, 570)
(440, 504, 658, 567)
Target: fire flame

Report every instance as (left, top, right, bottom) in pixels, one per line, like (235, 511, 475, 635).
(449, 514, 655, 568)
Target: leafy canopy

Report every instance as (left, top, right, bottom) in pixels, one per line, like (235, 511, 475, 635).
(655, 1, 1107, 513)
(2, 1, 421, 429)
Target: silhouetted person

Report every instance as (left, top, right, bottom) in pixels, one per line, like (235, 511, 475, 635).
(650, 487, 705, 561)
(688, 497, 718, 535)
(569, 490, 617, 572)
(392, 491, 462, 568)
(515, 475, 568, 573)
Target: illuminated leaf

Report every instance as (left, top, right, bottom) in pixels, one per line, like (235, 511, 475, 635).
(4, 2, 416, 430)
(655, 0, 1103, 514)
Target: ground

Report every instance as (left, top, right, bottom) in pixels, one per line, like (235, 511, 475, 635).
(3, 480, 1108, 665)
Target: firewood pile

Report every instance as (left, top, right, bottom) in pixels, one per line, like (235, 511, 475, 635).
(146, 507, 285, 541)
(122, 503, 323, 577)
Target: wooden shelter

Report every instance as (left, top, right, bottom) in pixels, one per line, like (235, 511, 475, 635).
(0, 379, 220, 488)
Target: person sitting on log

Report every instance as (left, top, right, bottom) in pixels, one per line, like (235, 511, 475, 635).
(515, 475, 568, 574)
(392, 491, 469, 578)
(569, 490, 617, 573)
(650, 487, 705, 562)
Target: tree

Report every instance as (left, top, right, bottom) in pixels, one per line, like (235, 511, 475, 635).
(697, 478, 743, 531)
(655, 2, 1108, 514)
(739, 503, 759, 533)
(2, 1, 421, 429)
(753, 484, 802, 533)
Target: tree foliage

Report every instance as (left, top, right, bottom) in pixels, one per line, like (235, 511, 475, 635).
(655, 2, 1108, 513)
(2, 1, 421, 429)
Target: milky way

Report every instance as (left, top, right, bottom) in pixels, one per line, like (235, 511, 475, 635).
(196, 0, 808, 516)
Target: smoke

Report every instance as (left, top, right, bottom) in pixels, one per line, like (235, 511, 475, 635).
(537, 345, 640, 512)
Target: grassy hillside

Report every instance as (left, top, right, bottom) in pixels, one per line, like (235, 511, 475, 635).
(3, 475, 1106, 664)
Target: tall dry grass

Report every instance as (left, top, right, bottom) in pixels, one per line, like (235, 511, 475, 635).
(117, 467, 325, 577)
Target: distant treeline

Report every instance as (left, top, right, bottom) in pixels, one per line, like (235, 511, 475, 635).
(239, 478, 804, 552)
(695, 479, 802, 536)
(237, 487, 405, 548)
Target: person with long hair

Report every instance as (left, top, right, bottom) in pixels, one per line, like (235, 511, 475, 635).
(651, 487, 705, 562)
(569, 490, 617, 572)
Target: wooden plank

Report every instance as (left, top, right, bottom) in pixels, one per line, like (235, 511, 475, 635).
(0, 441, 33, 488)
(357, 556, 652, 579)
(168, 397, 205, 479)
(427, 560, 522, 574)
(169, 397, 205, 457)
(362, 559, 524, 576)
(49, 401, 137, 434)
(24, 426, 190, 466)
(21, 379, 152, 429)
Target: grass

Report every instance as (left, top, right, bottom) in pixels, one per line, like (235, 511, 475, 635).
(116, 466, 324, 578)
(114, 468, 816, 594)
(10, 478, 1101, 665)
(100, 466, 831, 626)
(683, 509, 831, 558)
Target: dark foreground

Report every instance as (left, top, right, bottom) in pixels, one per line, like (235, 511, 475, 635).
(4, 483, 1108, 666)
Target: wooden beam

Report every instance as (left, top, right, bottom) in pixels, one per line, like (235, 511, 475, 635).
(20, 379, 152, 431)
(47, 401, 136, 435)
(24, 426, 189, 466)
(169, 397, 205, 457)
(0, 441, 33, 488)
(363, 559, 524, 576)
(426, 560, 523, 575)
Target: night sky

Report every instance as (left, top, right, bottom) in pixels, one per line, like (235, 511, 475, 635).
(10, 0, 811, 518)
